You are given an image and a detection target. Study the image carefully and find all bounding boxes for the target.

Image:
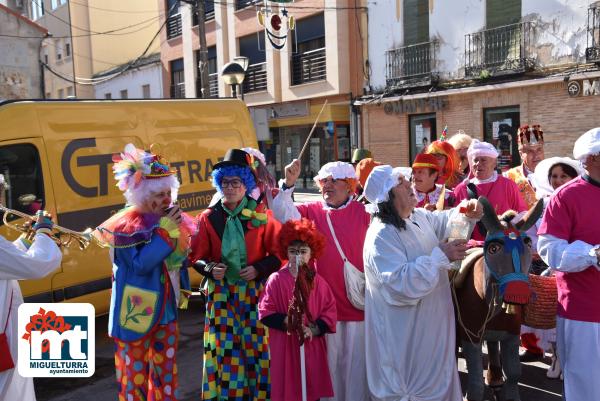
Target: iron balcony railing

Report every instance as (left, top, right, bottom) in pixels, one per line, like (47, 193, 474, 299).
(236, 0, 261, 10)
(170, 82, 185, 98)
(465, 21, 535, 78)
(291, 47, 326, 86)
(192, 1, 215, 24)
(209, 73, 218, 97)
(385, 41, 438, 89)
(242, 62, 268, 93)
(585, 4, 600, 64)
(195, 73, 219, 98)
(167, 13, 182, 39)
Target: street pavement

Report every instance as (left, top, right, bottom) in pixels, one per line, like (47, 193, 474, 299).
(38, 191, 564, 401)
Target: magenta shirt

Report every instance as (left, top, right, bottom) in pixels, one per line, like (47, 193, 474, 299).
(298, 200, 370, 322)
(538, 176, 600, 322)
(454, 175, 528, 241)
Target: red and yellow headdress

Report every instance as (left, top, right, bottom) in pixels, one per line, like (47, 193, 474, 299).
(517, 125, 544, 148)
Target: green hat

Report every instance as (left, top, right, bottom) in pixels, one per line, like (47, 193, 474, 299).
(351, 148, 372, 164)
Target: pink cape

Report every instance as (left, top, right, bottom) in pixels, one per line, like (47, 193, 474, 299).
(259, 266, 337, 401)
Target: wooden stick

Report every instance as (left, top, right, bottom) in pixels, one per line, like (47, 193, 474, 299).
(300, 344, 307, 401)
(298, 100, 328, 160)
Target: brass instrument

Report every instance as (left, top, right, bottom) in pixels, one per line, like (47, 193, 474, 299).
(0, 205, 102, 250)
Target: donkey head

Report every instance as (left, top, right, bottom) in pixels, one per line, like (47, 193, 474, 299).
(478, 196, 544, 308)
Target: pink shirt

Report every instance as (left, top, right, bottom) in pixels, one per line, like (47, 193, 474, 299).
(259, 266, 337, 401)
(538, 176, 600, 322)
(298, 200, 370, 321)
(454, 175, 528, 241)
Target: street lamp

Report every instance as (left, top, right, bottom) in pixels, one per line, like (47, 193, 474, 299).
(221, 61, 246, 99)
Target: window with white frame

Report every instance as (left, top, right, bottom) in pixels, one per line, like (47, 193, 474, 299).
(31, 0, 44, 20)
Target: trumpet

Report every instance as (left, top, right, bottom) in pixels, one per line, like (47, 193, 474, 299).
(0, 205, 102, 250)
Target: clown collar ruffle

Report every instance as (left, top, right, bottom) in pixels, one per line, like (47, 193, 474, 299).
(94, 206, 194, 249)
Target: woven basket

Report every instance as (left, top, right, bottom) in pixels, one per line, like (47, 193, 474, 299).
(523, 274, 558, 329)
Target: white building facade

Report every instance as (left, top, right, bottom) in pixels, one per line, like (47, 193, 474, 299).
(93, 54, 163, 99)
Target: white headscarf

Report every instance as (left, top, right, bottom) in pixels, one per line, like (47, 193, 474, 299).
(313, 161, 357, 183)
(530, 157, 583, 199)
(363, 165, 412, 214)
(467, 139, 499, 162)
(573, 127, 600, 160)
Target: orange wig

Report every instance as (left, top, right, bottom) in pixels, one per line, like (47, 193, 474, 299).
(426, 140, 461, 188)
(278, 218, 326, 261)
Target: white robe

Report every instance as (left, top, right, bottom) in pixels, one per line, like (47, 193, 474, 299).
(0, 233, 62, 401)
(363, 209, 462, 401)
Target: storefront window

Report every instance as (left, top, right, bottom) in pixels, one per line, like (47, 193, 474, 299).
(483, 106, 520, 172)
(276, 123, 344, 190)
(409, 113, 437, 162)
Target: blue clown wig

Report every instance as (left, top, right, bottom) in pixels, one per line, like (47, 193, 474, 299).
(212, 165, 257, 195)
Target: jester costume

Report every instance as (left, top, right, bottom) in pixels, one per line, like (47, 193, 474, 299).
(190, 149, 281, 401)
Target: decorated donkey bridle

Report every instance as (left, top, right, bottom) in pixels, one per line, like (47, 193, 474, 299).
(483, 227, 529, 296)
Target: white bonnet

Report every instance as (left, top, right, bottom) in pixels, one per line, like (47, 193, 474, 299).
(530, 157, 583, 199)
(467, 139, 499, 161)
(573, 127, 600, 160)
(363, 165, 411, 214)
(313, 161, 356, 183)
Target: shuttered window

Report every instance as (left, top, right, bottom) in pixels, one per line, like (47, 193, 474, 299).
(486, 0, 521, 28)
(403, 0, 429, 45)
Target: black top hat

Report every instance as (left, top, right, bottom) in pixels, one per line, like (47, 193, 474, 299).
(213, 148, 251, 170)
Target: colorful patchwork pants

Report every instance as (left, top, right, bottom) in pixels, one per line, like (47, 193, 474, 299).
(114, 320, 179, 401)
(202, 279, 270, 401)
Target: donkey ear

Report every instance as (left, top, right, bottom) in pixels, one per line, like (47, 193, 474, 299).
(478, 196, 503, 234)
(516, 199, 545, 232)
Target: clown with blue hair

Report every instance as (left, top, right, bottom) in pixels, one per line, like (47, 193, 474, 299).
(190, 148, 282, 401)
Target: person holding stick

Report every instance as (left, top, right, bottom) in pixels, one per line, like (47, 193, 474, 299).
(271, 157, 370, 401)
(259, 218, 337, 401)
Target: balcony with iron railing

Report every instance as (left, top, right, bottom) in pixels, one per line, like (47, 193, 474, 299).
(465, 21, 535, 78)
(167, 13, 182, 39)
(586, 4, 600, 64)
(242, 62, 268, 93)
(385, 41, 438, 89)
(196, 73, 219, 98)
(170, 82, 185, 98)
(291, 48, 326, 86)
(236, 0, 261, 10)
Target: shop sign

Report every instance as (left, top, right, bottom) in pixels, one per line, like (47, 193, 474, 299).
(567, 79, 600, 97)
(268, 101, 309, 118)
(383, 96, 449, 115)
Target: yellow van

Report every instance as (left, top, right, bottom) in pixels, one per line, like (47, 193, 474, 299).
(0, 99, 258, 315)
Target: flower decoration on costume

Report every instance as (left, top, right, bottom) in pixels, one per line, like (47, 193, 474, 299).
(246, 153, 260, 173)
(112, 143, 175, 191)
(240, 198, 268, 228)
(22, 308, 72, 352)
(123, 294, 154, 325)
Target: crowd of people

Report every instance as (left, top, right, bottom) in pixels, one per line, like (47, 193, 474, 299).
(0, 125, 598, 401)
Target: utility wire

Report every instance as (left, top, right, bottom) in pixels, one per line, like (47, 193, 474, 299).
(41, 4, 174, 85)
